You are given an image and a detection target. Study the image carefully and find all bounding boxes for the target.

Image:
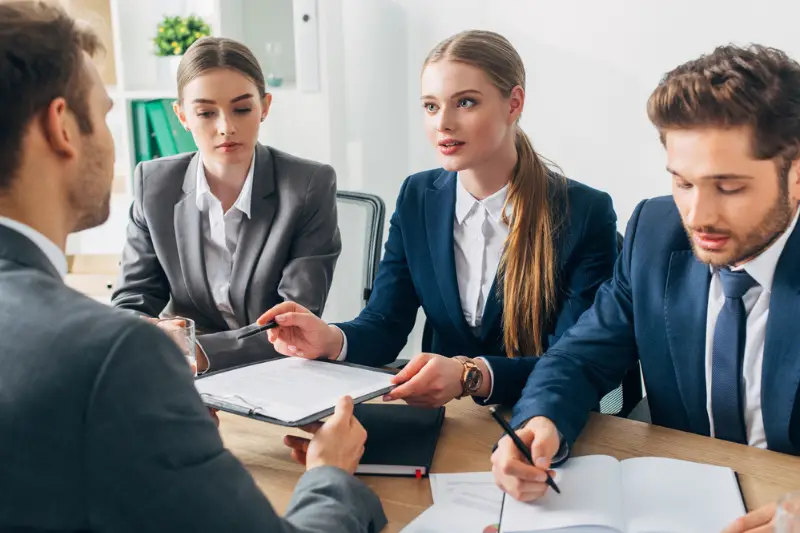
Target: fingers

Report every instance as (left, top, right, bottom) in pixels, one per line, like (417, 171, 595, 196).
(492, 433, 554, 502)
(298, 421, 324, 434)
(257, 302, 302, 326)
(329, 396, 355, 426)
(290, 448, 307, 465)
(721, 503, 776, 533)
(391, 353, 433, 384)
(384, 375, 423, 401)
(273, 311, 322, 332)
(284, 435, 311, 452)
(525, 423, 560, 470)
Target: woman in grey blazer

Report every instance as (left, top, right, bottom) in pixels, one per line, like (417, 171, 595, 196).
(112, 37, 341, 373)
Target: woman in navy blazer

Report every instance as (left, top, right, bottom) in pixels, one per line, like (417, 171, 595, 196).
(259, 30, 618, 408)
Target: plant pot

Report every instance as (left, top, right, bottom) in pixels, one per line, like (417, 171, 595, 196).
(159, 55, 183, 88)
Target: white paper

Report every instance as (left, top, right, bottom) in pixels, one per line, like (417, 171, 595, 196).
(194, 358, 394, 424)
(429, 472, 503, 516)
(402, 504, 502, 533)
(621, 457, 745, 533)
(499, 455, 624, 533)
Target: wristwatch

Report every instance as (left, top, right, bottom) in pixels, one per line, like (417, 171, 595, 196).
(454, 356, 483, 399)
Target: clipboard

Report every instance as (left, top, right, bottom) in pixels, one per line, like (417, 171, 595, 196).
(194, 356, 396, 427)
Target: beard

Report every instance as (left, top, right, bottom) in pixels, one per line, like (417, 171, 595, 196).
(684, 189, 794, 267)
(69, 138, 112, 233)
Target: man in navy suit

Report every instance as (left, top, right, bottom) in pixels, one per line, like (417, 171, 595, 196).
(491, 44, 800, 532)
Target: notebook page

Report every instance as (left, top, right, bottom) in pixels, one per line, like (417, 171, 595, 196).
(621, 457, 746, 533)
(499, 455, 625, 533)
(194, 358, 394, 424)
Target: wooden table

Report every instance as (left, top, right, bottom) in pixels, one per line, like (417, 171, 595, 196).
(219, 399, 800, 532)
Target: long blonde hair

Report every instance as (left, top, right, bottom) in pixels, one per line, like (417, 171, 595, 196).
(424, 30, 566, 357)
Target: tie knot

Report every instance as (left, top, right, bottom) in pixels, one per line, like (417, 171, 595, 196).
(718, 269, 758, 299)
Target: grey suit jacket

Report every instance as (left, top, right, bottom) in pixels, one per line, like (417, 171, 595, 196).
(112, 144, 341, 371)
(0, 224, 386, 533)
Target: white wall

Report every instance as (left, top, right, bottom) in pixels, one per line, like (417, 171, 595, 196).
(386, 0, 800, 229)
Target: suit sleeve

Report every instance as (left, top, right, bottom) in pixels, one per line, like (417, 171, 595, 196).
(86, 321, 386, 533)
(508, 200, 646, 445)
(334, 178, 422, 366)
(198, 164, 342, 371)
(111, 162, 171, 317)
(478, 192, 619, 406)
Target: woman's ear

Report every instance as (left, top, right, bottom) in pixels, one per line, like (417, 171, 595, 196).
(508, 85, 525, 123)
(172, 101, 189, 131)
(260, 93, 273, 122)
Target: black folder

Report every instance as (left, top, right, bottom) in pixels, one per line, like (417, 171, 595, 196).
(354, 403, 445, 477)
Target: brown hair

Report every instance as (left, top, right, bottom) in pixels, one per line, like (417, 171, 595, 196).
(647, 44, 800, 170)
(424, 30, 566, 358)
(0, 0, 101, 189)
(177, 36, 266, 102)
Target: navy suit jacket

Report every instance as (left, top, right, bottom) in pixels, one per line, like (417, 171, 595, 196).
(512, 196, 800, 455)
(335, 169, 618, 406)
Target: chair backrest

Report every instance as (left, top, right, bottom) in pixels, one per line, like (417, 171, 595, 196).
(320, 191, 386, 324)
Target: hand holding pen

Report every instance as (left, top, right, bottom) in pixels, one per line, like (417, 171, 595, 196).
(490, 407, 562, 501)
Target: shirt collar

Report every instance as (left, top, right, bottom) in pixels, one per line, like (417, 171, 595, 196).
(0, 216, 68, 277)
(454, 174, 511, 225)
(195, 150, 256, 218)
(721, 206, 800, 292)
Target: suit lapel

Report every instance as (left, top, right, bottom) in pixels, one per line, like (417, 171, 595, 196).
(425, 172, 474, 341)
(174, 154, 226, 327)
(665, 250, 712, 436)
(762, 224, 800, 454)
(229, 144, 278, 326)
(480, 277, 503, 343)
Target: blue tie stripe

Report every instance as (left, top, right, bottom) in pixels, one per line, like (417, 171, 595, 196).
(711, 268, 758, 444)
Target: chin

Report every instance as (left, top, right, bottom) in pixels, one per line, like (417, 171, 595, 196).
(437, 155, 470, 172)
(74, 198, 111, 233)
(691, 245, 736, 267)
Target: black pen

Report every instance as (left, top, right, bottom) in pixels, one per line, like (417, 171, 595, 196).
(236, 320, 279, 340)
(489, 407, 561, 494)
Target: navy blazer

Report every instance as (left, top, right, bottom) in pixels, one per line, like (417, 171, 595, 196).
(335, 169, 618, 406)
(512, 196, 800, 455)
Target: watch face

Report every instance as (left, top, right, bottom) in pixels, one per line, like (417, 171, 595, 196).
(467, 367, 483, 392)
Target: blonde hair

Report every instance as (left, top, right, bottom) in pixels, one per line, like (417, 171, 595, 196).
(424, 30, 566, 358)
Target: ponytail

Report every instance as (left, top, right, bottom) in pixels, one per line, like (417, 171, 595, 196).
(498, 126, 565, 357)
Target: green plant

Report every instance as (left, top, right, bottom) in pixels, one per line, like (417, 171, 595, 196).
(153, 15, 211, 57)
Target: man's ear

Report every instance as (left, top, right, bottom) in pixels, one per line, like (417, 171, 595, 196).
(42, 97, 77, 159)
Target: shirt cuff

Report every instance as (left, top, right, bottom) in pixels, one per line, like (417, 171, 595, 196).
(333, 326, 347, 361)
(196, 340, 211, 375)
(475, 356, 496, 404)
(551, 430, 570, 464)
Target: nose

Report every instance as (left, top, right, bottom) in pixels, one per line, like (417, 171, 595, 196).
(216, 113, 236, 137)
(684, 188, 720, 230)
(436, 106, 456, 133)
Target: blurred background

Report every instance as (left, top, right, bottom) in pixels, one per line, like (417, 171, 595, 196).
(59, 0, 800, 360)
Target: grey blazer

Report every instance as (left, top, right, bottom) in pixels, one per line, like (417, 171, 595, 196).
(112, 143, 341, 371)
(0, 224, 386, 533)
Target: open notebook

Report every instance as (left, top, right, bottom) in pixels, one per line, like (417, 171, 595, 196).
(499, 455, 746, 533)
(194, 357, 395, 427)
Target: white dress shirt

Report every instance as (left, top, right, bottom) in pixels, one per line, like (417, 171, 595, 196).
(704, 208, 800, 448)
(337, 176, 509, 399)
(0, 216, 67, 277)
(195, 151, 256, 330)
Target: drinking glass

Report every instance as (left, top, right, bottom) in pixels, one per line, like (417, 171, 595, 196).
(157, 317, 197, 376)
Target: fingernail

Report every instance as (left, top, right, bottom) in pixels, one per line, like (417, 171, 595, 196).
(296, 351, 304, 357)
(276, 315, 285, 322)
(382, 394, 392, 401)
(535, 457, 549, 468)
(288, 345, 297, 352)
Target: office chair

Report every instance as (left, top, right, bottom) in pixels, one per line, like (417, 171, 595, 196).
(320, 191, 385, 324)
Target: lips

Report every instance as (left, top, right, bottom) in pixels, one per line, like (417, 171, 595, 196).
(438, 138, 465, 156)
(693, 232, 730, 251)
(216, 142, 242, 152)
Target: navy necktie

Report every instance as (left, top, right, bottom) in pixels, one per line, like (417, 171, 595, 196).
(711, 268, 758, 444)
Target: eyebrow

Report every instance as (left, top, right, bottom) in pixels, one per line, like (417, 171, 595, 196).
(420, 89, 484, 100)
(666, 167, 755, 181)
(191, 93, 255, 105)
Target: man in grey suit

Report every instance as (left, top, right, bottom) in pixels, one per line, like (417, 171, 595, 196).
(0, 3, 386, 532)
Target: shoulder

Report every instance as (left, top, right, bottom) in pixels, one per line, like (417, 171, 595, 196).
(394, 168, 451, 205)
(136, 152, 195, 180)
(560, 175, 614, 216)
(269, 146, 333, 182)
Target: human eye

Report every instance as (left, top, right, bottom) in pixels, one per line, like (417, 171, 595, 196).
(457, 98, 477, 108)
(233, 107, 253, 115)
(422, 102, 439, 113)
